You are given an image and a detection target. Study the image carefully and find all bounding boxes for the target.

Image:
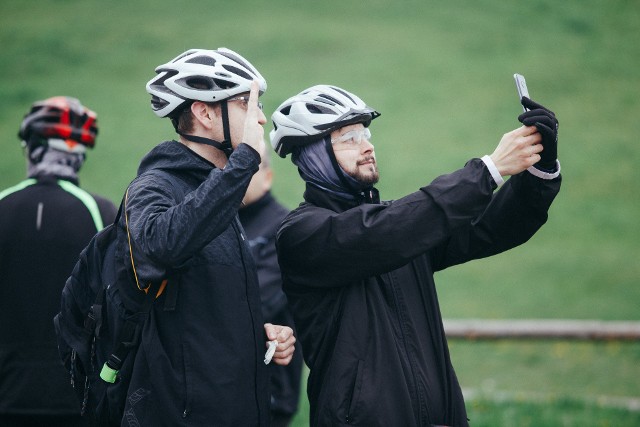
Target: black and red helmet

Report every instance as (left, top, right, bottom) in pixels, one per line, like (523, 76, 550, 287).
(18, 96, 98, 152)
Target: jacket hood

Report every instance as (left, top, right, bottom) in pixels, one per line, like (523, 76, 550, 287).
(303, 182, 380, 213)
(137, 140, 216, 180)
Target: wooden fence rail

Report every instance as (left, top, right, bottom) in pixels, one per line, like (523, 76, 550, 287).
(443, 319, 640, 341)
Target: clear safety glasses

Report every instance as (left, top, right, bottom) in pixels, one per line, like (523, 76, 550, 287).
(330, 128, 371, 146)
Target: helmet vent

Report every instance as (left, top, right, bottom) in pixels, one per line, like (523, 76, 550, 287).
(150, 71, 176, 93)
(221, 64, 253, 81)
(279, 105, 291, 115)
(41, 113, 60, 124)
(212, 78, 238, 90)
(330, 87, 356, 104)
(185, 77, 215, 90)
(218, 51, 253, 73)
(314, 97, 337, 106)
(317, 94, 344, 107)
(306, 104, 337, 115)
(186, 56, 217, 67)
(151, 95, 170, 111)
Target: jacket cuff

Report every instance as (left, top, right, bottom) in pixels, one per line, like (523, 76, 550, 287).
(527, 160, 561, 180)
(237, 142, 261, 164)
(481, 155, 504, 187)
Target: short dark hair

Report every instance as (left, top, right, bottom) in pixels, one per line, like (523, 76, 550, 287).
(175, 101, 220, 134)
(175, 78, 219, 134)
(175, 106, 194, 134)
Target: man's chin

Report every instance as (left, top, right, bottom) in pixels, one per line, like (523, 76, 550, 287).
(356, 172, 379, 186)
(345, 164, 379, 185)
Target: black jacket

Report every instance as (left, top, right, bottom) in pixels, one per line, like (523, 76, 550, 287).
(117, 141, 270, 426)
(276, 159, 561, 427)
(0, 176, 116, 415)
(239, 192, 304, 416)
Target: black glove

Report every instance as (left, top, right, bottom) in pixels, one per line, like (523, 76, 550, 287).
(518, 97, 559, 170)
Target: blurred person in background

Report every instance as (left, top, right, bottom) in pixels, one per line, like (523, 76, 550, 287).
(270, 84, 561, 427)
(239, 146, 304, 427)
(0, 96, 117, 427)
(112, 48, 296, 426)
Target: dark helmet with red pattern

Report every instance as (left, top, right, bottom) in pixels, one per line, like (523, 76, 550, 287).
(18, 96, 98, 154)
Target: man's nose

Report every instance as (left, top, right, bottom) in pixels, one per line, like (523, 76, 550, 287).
(258, 108, 267, 125)
(361, 137, 374, 153)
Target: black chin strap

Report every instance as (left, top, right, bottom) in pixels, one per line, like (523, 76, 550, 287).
(324, 137, 358, 193)
(177, 132, 232, 156)
(174, 100, 234, 158)
(220, 100, 232, 150)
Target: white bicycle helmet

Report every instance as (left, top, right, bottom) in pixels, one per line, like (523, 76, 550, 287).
(146, 47, 267, 118)
(270, 85, 380, 158)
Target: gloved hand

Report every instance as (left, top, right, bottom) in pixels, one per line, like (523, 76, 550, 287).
(518, 97, 559, 170)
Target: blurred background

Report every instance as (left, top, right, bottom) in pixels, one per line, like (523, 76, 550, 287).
(1, 0, 638, 425)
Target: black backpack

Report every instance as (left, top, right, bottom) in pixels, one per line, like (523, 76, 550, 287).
(54, 189, 164, 426)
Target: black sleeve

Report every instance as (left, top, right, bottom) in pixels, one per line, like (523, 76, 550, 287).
(125, 145, 259, 267)
(431, 170, 562, 270)
(277, 159, 500, 287)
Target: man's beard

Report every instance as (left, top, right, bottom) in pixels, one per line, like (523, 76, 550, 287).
(348, 156, 379, 185)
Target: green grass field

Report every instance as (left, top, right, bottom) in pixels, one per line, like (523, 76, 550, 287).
(2, 0, 639, 425)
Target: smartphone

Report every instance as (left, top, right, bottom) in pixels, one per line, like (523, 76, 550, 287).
(513, 73, 530, 112)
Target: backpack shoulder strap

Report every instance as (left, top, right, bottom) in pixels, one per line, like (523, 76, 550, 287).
(99, 184, 168, 384)
(99, 279, 164, 384)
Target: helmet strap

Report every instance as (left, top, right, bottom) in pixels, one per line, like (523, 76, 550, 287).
(175, 100, 234, 158)
(220, 100, 232, 150)
(323, 137, 361, 193)
(177, 132, 231, 155)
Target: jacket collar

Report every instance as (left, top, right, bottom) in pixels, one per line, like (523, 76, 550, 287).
(33, 175, 79, 186)
(303, 183, 380, 212)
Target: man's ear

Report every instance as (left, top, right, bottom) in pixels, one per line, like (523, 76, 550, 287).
(191, 101, 218, 129)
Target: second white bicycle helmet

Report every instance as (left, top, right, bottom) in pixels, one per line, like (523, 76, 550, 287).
(146, 47, 267, 119)
(270, 85, 380, 158)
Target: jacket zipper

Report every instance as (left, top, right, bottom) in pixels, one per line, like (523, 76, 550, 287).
(387, 271, 429, 425)
(232, 216, 266, 422)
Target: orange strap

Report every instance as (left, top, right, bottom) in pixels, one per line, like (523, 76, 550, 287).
(124, 188, 166, 299)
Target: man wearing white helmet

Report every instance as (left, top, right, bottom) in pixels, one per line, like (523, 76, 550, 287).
(271, 85, 561, 426)
(111, 48, 295, 426)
